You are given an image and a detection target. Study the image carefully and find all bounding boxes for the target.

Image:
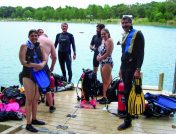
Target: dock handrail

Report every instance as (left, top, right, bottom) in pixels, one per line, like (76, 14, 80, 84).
(158, 73, 164, 91)
(142, 72, 164, 91)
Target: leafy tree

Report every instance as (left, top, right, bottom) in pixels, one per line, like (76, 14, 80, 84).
(54, 7, 62, 20)
(164, 12, 174, 20)
(23, 10, 33, 18)
(111, 4, 129, 19)
(42, 6, 55, 20)
(137, 6, 146, 18)
(15, 6, 23, 18)
(0, 6, 15, 18)
(87, 4, 100, 19)
(0, 1, 176, 24)
(77, 8, 86, 19)
(101, 4, 111, 19)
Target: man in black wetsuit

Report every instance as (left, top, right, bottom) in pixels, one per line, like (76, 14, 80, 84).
(90, 24, 105, 73)
(54, 23, 76, 83)
(118, 16, 145, 130)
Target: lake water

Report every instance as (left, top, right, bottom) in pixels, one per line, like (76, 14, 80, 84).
(0, 22, 175, 92)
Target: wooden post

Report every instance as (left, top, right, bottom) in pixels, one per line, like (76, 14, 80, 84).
(158, 73, 164, 91)
(140, 72, 143, 80)
(172, 62, 176, 94)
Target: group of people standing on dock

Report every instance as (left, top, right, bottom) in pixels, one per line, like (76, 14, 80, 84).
(19, 16, 145, 132)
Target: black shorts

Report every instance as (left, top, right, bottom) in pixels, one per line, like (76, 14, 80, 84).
(21, 67, 35, 83)
(22, 65, 51, 92)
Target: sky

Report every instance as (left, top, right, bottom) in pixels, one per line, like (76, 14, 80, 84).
(0, 0, 166, 9)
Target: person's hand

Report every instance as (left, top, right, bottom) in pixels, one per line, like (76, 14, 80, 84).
(34, 63, 44, 70)
(134, 69, 141, 79)
(90, 45, 96, 52)
(33, 68, 39, 72)
(91, 48, 96, 52)
(73, 53, 76, 60)
(50, 66, 54, 72)
(96, 55, 102, 61)
(92, 46, 96, 51)
(119, 70, 122, 79)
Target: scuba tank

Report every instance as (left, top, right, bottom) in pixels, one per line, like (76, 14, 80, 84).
(50, 75, 55, 89)
(65, 83, 74, 90)
(45, 76, 55, 106)
(118, 82, 126, 117)
(57, 83, 74, 92)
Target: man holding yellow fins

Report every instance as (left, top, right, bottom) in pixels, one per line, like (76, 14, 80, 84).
(118, 16, 145, 130)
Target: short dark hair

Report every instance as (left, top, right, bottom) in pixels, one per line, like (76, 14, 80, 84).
(96, 24, 105, 30)
(28, 29, 38, 37)
(122, 16, 132, 23)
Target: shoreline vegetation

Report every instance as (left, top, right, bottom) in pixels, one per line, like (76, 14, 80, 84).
(1, 18, 176, 27)
(1, 1, 176, 27)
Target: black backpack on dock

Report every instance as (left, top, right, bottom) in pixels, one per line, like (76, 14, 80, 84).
(106, 78, 121, 103)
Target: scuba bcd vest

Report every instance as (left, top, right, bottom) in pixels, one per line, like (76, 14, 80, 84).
(26, 40, 42, 63)
(121, 29, 138, 64)
(124, 29, 138, 53)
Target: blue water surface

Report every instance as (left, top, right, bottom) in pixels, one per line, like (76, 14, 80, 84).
(0, 22, 175, 92)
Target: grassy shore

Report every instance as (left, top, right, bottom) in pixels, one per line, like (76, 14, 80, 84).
(1, 18, 176, 27)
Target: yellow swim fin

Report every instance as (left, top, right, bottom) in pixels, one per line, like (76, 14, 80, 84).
(133, 78, 145, 115)
(128, 81, 137, 115)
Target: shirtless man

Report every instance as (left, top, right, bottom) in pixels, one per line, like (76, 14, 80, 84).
(37, 29, 57, 113)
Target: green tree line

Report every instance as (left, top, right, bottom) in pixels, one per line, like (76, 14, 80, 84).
(0, 0, 176, 24)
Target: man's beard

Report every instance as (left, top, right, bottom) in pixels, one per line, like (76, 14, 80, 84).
(97, 32, 101, 37)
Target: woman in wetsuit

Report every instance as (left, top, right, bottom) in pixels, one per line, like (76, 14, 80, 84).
(90, 24, 105, 73)
(19, 29, 47, 132)
(97, 28, 114, 104)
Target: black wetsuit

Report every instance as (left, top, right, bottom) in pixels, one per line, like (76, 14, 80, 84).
(120, 27, 145, 123)
(90, 34, 102, 67)
(54, 32, 76, 83)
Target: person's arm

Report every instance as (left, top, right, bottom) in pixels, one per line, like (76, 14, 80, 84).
(54, 34, 59, 48)
(36, 45, 47, 70)
(97, 38, 114, 61)
(90, 35, 95, 51)
(136, 31, 144, 69)
(70, 34, 76, 59)
(50, 41, 57, 72)
(19, 44, 30, 67)
(134, 31, 145, 78)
